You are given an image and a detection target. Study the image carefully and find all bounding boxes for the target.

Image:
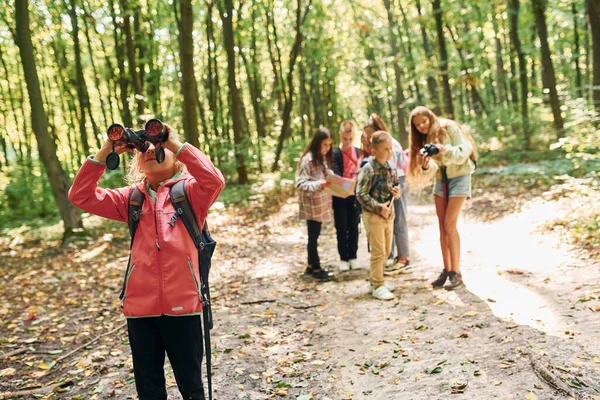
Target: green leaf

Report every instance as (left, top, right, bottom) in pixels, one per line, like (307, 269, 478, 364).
(425, 366, 443, 374)
(277, 381, 290, 388)
(592, 386, 600, 393)
(238, 333, 251, 339)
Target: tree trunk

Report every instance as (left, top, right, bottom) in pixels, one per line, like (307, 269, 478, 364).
(587, 0, 600, 114)
(416, 0, 441, 115)
(219, 0, 249, 183)
(509, 0, 531, 149)
(121, 0, 144, 121)
(14, 0, 83, 241)
(271, 0, 313, 172)
(532, 0, 565, 137)
(109, 0, 132, 127)
(573, 1, 584, 98)
(383, 0, 408, 147)
(68, 0, 100, 153)
(175, 0, 201, 149)
(432, 0, 454, 117)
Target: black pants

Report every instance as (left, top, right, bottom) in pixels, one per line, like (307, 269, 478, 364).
(307, 220, 322, 269)
(127, 315, 205, 400)
(332, 195, 360, 261)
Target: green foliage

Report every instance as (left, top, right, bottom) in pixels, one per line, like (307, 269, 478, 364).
(1, 163, 60, 225)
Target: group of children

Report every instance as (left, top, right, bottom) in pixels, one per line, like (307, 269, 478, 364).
(295, 107, 477, 300)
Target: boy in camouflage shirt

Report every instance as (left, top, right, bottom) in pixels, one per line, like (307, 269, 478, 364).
(356, 131, 402, 300)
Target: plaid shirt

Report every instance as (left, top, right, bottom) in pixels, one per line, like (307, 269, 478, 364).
(296, 153, 333, 223)
(356, 157, 398, 214)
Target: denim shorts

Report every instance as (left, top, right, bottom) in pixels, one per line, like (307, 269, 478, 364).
(433, 173, 472, 199)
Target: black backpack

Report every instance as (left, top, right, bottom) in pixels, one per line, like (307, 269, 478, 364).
(122, 179, 215, 400)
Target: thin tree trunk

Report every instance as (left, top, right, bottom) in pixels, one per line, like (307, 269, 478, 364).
(587, 0, 600, 114)
(509, 0, 531, 149)
(415, 0, 440, 114)
(573, 1, 584, 98)
(109, 0, 132, 127)
(219, 0, 249, 183)
(432, 0, 454, 117)
(121, 0, 144, 121)
(174, 0, 201, 148)
(383, 0, 408, 147)
(14, 0, 83, 241)
(271, 0, 313, 172)
(532, 0, 565, 136)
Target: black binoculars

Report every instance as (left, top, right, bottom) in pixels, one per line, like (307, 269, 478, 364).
(420, 143, 440, 157)
(106, 119, 168, 170)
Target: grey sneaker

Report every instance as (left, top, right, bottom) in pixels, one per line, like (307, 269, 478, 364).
(432, 269, 449, 288)
(444, 271, 463, 290)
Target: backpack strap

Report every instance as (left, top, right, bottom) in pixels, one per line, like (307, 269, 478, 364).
(120, 186, 145, 301)
(169, 180, 214, 400)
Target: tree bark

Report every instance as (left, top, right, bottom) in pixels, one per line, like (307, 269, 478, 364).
(219, 0, 249, 183)
(383, 0, 408, 147)
(271, 0, 313, 172)
(532, 0, 565, 137)
(121, 0, 145, 120)
(573, 2, 584, 98)
(416, 0, 441, 114)
(587, 0, 600, 114)
(109, 0, 132, 127)
(432, 0, 454, 117)
(509, 0, 531, 149)
(68, 0, 100, 152)
(14, 0, 83, 241)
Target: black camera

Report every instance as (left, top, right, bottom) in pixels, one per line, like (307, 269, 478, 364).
(106, 119, 169, 170)
(420, 143, 440, 157)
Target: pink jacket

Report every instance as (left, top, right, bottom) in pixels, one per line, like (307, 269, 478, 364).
(68, 145, 225, 318)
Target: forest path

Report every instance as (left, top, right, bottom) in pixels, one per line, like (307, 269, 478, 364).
(1, 176, 599, 400)
(208, 188, 600, 400)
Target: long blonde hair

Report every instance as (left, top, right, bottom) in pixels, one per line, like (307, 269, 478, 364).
(407, 106, 478, 181)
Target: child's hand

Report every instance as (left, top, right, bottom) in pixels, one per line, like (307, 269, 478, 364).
(379, 203, 391, 219)
(163, 124, 185, 154)
(392, 186, 402, 200)
(320, 179, 332, 189)
(94, 139, 132, 163)
(421, 155, 430, 170)
(436, 144, 446, 153)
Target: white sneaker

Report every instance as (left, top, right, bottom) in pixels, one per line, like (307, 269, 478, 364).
(385, 258, 395, 267)
(349, 259, 361, 269)
(372, 285, 395, 300)
(338, 260, 350, 272)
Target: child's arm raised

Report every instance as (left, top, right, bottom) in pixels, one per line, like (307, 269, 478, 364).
(68, 139, 133, 222)
(163, 125, 225, 224)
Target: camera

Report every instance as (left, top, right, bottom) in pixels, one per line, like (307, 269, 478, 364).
(106, 119, 169, 170)
(420, 143, 440, 157)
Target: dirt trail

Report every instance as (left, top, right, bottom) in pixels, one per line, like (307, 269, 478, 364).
(2, 188, 599, 400)
(208, 193, 600, 400)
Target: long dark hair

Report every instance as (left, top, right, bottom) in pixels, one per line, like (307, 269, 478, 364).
(299, 127, 333, 169)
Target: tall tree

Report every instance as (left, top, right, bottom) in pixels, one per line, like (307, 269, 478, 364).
(532, 0, 565, 137)
(14, 0, 83, 240)
(416, 0, 441, 114)
(508, 0, 531, 149)
(573, 1, 584, 98)
(67, 0, 100, 153)
(271, 0, 313, 171)
(383, 0, 408, 147)
(587, 0, 600, 114)
(432, 0, 454, 117)
(175, 0, 200, 148)
(219, 0, 249, 183)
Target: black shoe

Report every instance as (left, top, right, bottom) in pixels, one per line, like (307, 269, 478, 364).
(432, 269, 449, 288)
(445, 271, 463, 290)
(304, 267, 330, 281)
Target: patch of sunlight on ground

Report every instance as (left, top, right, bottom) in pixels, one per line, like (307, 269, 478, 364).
(412, 199, 578, 337)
